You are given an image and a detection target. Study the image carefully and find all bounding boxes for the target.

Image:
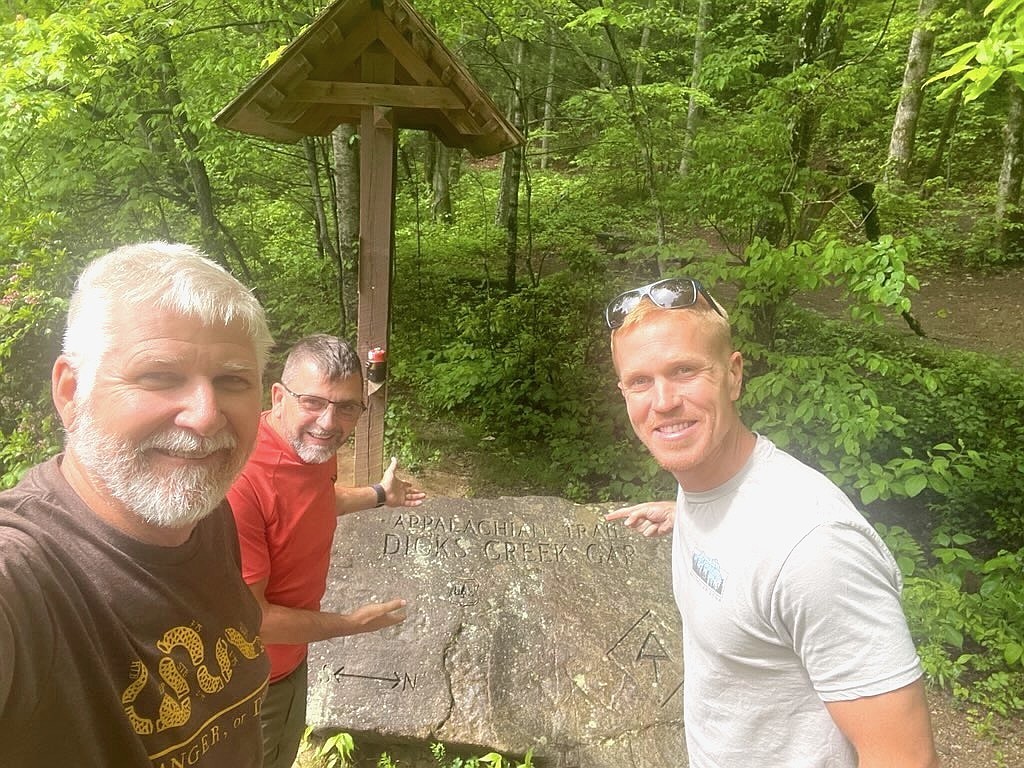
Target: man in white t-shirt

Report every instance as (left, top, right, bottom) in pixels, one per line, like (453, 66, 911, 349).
(603, 277, 939, 768)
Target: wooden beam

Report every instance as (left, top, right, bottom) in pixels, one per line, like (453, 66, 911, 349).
(266, 100, 311, 126)
(292, 80, 462, 109)
(353, 48, 397, 486)
(309, 15, 379, 82)
(376, 14, 437, 84)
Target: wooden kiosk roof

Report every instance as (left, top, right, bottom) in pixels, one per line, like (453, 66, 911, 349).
(214, 0, 523, 155)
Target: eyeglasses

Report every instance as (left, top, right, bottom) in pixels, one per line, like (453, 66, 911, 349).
(280, 383, 366, 420)
(605, 277, 725, 329)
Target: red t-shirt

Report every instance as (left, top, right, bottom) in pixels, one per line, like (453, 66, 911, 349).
(227, 412, 338, 681)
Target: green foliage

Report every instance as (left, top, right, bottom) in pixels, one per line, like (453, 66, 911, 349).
(874, 184, 1004, 268)
(875, 523, 926, 577)
(559, 84, 689, 205)
(0, 0, 305, 270)
(929, 0, 1024, 100)
(427, 742, 534, 768)
(741, 309, 1024, 550)
(672, 113, 791, 245)
(304, 733, 535, 768)
(0, 244, 72, 486)
(903, 537, 1024, 716)
(924, 440, 1024, 552)
(304, 727, 356, 768)
(685, 233, 918, 350)
(389, 169, 678, 501)
(391, 252, 668, 501)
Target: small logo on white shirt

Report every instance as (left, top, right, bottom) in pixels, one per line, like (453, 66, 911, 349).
(692, 550, 725, 595)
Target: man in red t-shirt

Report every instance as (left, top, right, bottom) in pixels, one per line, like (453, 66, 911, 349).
(227, 334, 425, 768)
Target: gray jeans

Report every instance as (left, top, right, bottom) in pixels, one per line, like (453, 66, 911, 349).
(260, 659, 308, 768)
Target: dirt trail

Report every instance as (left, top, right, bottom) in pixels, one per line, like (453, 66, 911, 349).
(802, 265, 1024, 362)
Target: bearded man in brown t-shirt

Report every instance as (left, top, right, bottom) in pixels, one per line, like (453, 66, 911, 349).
(0, 242, 273, 767)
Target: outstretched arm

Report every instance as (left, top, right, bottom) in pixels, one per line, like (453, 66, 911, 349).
(605, 500, 675, 537)
(825, 678, 940, 768)
(335, 456, 427, 516)
(247, 577, 407, 645)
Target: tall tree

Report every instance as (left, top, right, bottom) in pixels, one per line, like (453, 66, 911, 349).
(0, 1, 293, 272)
(633, 0, 654, 86)
(304, 135, 348, 335)
(331, 124, 359, 334)
(539, 28, 558, 170)
(930, 0, 1024, 255)
(920, 85, 964, 184)
(431, 141, 454, 224)
(679, 0, 710, 178)
(886, 0, 941, 184)
(997, 83, 1024, 254)
(496, 36, 526, 292)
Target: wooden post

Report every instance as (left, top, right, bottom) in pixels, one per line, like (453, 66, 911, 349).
(354, 44, 397, 486)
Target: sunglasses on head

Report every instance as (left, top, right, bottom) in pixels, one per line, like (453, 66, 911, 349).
(605, 277, 725, 329)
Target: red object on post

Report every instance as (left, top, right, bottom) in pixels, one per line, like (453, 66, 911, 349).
(366, 346, 387, 385)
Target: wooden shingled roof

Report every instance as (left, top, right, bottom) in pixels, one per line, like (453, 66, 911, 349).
(214, 0, 523, 156)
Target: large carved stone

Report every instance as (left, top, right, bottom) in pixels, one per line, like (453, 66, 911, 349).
(306, 496, 684, 767)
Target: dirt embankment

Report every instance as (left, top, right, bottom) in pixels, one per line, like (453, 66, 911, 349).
(801, 265, 1024, 362)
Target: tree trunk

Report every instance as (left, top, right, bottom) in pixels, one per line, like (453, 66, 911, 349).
(304, 137, 335, 257)
(553, 8, 670, 243)
(423, 133, 437, 187)
(921, 85, 963, 185)
(774, 0, 847, 246)
(498, 145, 522, 292)
(634, 1, 653, 86)
(331, 123, 359, 334)
(886, 0, 940, 184)
(679, 0, 711, 177)
(431, 141, 453, 224)
(156, 43, 252, 281)
(450, 147, 463, 187)
(601, 22, 668, 245)
(540, 31, 557, 170)
(851, 177, 926, 335)
(304, 137, 344, 334)
(997, 82, 1024, 255)
(789, 1, 846, 173)
(496, 37, 525, 293)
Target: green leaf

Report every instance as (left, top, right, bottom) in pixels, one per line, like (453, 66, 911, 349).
(1004, 642, 1023, 666)
(897, 556, 917, 576)
(904, 474, 928, 498)
(860, 484, 880, 505)
(943, 627, 965, 648)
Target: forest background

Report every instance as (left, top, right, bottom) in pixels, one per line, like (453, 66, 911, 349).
(2, 0, 1023, 738)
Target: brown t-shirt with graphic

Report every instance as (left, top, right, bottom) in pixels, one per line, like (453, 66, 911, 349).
(0, 457, 269, 767)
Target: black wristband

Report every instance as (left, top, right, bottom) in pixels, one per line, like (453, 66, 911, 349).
(372, 483, 387, 508)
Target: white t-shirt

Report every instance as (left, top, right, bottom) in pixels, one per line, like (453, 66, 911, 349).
(673, 436, 923, 767)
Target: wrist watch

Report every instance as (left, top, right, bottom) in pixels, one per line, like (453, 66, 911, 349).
(372, 483, 387, 508)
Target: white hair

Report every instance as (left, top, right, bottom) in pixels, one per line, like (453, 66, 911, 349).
(63, 241, 273, 397)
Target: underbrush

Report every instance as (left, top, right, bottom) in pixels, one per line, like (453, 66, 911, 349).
(301, 729, 534, 768)
(881, 526, 1024, 716)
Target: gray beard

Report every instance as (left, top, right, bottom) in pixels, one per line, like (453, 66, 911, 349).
(68, 406, 246, 529)
(290, 437, 338, 465)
